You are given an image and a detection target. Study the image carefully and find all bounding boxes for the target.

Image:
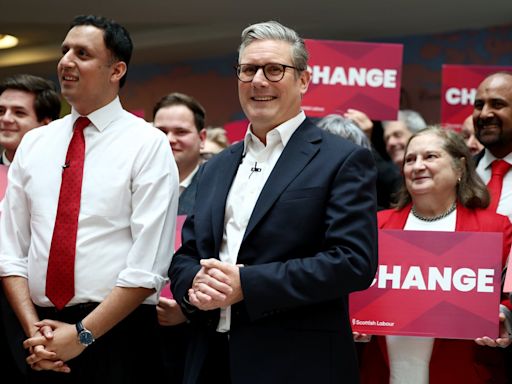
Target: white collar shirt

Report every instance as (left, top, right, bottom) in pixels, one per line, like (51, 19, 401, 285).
(179, 164, 200, 196)
(475, 149, 512, 221)
(217, 111, 306, 332)
(0, 97, 179, 306)
(1, 150, 11, 166)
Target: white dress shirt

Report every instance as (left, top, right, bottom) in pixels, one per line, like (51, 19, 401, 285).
(386, 210, 456, 384)
(1, 149, 11, 166)
(475, 150, 512, 221)
(179, 164, 200, 195)
(0, 97, 179, 306)
(217, 111, 306, 332)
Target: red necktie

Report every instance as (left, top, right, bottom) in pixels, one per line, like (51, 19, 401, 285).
(46, 117, 89, 310)
(487, 159, 511, 213)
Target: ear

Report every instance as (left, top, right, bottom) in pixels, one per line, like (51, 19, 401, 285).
(110, 61, 127, 84)
(299, 68, 311, 97)
(39, 117, 52, 126)
(199, 128, 207, 147)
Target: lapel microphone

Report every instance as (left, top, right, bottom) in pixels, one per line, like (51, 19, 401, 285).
(249, 161, 261, 178)
(62, 162, 70, 170)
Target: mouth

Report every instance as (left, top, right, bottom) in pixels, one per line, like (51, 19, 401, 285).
(61, 74, 78, 82)
(251, 96, 276, 102)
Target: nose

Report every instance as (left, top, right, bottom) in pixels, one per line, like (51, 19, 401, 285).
(251, 67, 268, 85)
(167, 131, 177, 144)
(412, 157, 426, 170)
(480, 102, 494, 118)
(0, 109, 14, 123)
(59, 50, 75, 69)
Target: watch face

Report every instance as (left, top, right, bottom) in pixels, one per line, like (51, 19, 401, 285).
(79, 330, 94, 346)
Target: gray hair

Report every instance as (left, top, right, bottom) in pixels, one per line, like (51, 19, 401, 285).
(238, 21, 308, 71)
(317, 114, 372, 150)
(383, 109, 427, 133)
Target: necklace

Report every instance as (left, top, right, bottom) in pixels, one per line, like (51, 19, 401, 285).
(411, 202, 457, 222)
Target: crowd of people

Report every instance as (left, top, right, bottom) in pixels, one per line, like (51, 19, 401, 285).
(0, 14, 510, 384)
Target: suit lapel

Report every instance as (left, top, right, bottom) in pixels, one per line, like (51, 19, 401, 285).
(242, 120, 321, 242)
(211, 142, 245, 253)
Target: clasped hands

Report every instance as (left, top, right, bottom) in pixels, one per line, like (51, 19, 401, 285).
(22, 319, 84, 373)
(188, 258, 243, 311)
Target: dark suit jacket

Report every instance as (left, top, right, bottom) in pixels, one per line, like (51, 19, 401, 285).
(360, 203, 511, 384)
(169, 118, 378, 384)
(178, 165, 201, 216)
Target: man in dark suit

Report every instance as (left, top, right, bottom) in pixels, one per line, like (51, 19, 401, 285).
(153, 92, 207, 216)
(152, 92, 207, 382)
(0, 74, 61, 382)
(169, 20, 378, 384)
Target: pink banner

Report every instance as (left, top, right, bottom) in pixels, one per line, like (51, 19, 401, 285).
(350, 229, 502, 339)
(440, 64, 512, 129)
(302, 39, 403, 120)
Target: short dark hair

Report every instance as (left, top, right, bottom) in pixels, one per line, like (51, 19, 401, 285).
(394, 125, 490, 209)
(152, 92, 206, 131)
(70, 15, 133, 88)
(0, 74, 61, 121)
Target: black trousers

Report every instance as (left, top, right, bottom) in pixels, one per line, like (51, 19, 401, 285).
(196, 330, 231, 384)
(29, 303, 163, 384)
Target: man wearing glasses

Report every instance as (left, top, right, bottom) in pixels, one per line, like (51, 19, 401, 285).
(169, 20, 378, 384)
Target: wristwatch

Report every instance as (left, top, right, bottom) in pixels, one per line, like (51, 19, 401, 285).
(76, 321, 95, 347)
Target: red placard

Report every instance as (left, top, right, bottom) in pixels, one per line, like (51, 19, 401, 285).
(440, 64, 512, 129)
(223, 119, 248, 144)
(302, 39, 403, 120)
(350, 229, 502, 339)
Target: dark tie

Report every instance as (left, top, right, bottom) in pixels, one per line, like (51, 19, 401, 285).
(487, 159, 511, 213)
(46, 116, 90, 310)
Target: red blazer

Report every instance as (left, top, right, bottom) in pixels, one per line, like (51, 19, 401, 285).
(360, 202, 511, 384)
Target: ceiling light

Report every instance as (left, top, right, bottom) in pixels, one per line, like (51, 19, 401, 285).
(0, 34, 19, 49)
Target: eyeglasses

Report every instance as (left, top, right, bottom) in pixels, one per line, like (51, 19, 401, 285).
(235, 63, 299, 83)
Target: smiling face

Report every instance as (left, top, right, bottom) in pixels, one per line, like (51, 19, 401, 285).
(383, 121, 412, 167)
(403, 132, 460, 203)
(153, 104, 206, 180)
(473, 73, 512, 158)
(0, 89, 46, 161)
(237, 39, 310, 141)
(57, 25, 126, 115)
(460, 114, 484, 156)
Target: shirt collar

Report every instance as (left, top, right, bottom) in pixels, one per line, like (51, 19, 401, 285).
(481, 149, 512, 170)
(242, 111, 306, 155)
(71, 97, 124, 132)
(179, 164, 200, 191)
(1, 149, 11, 166)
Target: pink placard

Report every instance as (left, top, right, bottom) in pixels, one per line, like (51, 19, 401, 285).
(440, 64, 512, 129)
(350, 229, 502, 339)
(160, 214, 187, 299)
(503, 250, 512, 293)
(302, 39, 403, 120)
(0, 164, 8, 201)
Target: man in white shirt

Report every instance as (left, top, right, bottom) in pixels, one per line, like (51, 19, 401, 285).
(472, 71, 512, 381)
(473, 71, 512, 221)
(169, 21, 378, 384)
(0, 74, 61, 166)
(0, 15, 179, 383)
(0, 73, 61, 382)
